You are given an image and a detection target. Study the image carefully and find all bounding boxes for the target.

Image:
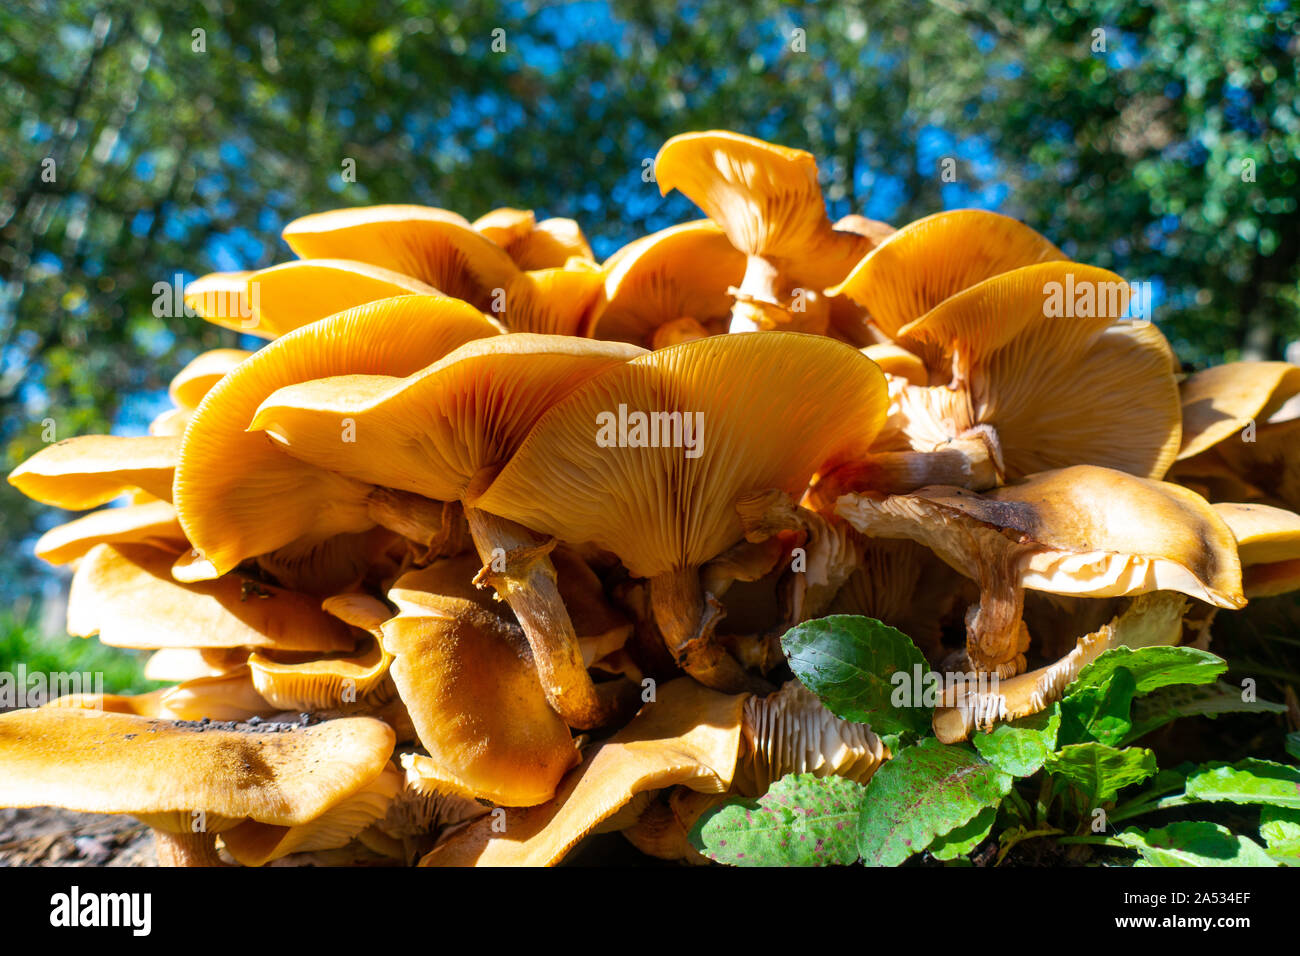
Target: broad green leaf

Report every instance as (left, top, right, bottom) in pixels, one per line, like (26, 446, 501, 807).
(857, 739, 1012, 867)
(929, 804, 996, 860)
(1259, 806, 1300, 861)
(1045, 743, 1156, 801)
(782, 615, 932, 736)
(1184, 759, 1300, 810)
(691, 773, 867, 867)
(973, 705, 1060, 777)
(1068, 645, 1225, 697)
(1124, 681, 1286, 744)
(1118, 822, 1278, 867)
(1060, 668, 1136, 747)
(1287, 732, 1300, 763)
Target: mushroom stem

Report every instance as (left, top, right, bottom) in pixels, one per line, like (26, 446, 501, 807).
(727, 255, 781, 333)
(965, 551, 1031, 678)
(153, 828, 227, 867)
(464, 506, 633, 730)
(649, 567, 773, 695)
(366, 487, 464, 558)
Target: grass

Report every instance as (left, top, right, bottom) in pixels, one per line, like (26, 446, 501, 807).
(0, 604, 161, 697)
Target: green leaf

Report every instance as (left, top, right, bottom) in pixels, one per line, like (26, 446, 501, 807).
(690, 773, 867, 867)
(1124, 681, 1286, 744)
(1286, 732, 1300, 763)
(929, 805, 996, 861)
(1060, 668, 1136, 747)
(973, 705, 1060, 777)
(857, 739, 1012, 867)
(1184, 759, 1300, 810)
(782, 614, 932, 736)
(1045, 743, 1157, 801)
(1068, 645, 1225, 697)
(1259, 806, 1300, 862)
(1118, 822, 1278, 867)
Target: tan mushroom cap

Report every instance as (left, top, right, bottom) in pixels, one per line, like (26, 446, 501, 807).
(248, 636, 394, 713)
(0, 708, 396, 828)
(474, 208, 595, 270)
(248, 334, 644, 506)
(419, 679, 747, 866)
(841, 466, 1245, 607)
(144, 647, 247, 683)
(174, 295, 499, 575)
(169, 349, 251, 410)
(220, 763, 402, 866)
(586, 221, 746, 346)
(861, 343, 928, 385)
(474, 332, 889, 578)
(1214, 501, 1300, 597)
(892, 261, 1182, 481)
(282, 205, 518, 313)
(382, 556, 579, 806)
(34, 500, 186, 565)
(9, 435, 178, 509)
(500, 261, 605, 335)
(653, 131, 867, 284)
(241, 259, 446, 339)
(829, 209, 1065, 339)
(148, 668, 274, 722)
(68, 543, 356, 652)
(1177, 362, 1300, 460)
(183, 271, 254, 333)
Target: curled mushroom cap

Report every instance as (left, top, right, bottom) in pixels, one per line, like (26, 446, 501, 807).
(654, 131, 869, 332)
(68, 543, 356, 653)
(473, 207, 595, 269)
(1176, 361, 1300, 461)
(473, 332, 888, 691)
(829, 209, 1066, 340)
(419, 679, 747, 866)
(220, 763, 403, 867)
(586, 221, 746, 347)
(499, 261, 605, 335)
(248, 334, 644, 505)
(838, 465, 1244, 676)
(1215, 502, 1300, 597)
(282, 205, 518, 313)
(382, 556, 579, 806)
(0, 708, 395, 865)
(183, 271, 254, 334)
(241, 258, 446, 339)
(34, 499, 186, 565)
(823, 261, 1181, 494)
(174, 295, 499, 576)
(9, 435, 178, 509)
(168, 349, 251, 409)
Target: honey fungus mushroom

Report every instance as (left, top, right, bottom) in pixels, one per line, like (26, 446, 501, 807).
(837, 465, 1245, 679)
(281, 205, 519, 314)
(472, 207, 595, 269)
(245, 333, 645, 728)
(9, 434, 179, 509)
(381, 554, 579, 806)
(0, 709, 396, 866)
(585, 220, 747, 348)
(654, 131, 872, 334)
(814, 261, 1182, 500)
(1168, 361, 1300, 508)
(472, 332, 890, 693)
(828, 208, 1065, 342)
(173, 294, 499, 586)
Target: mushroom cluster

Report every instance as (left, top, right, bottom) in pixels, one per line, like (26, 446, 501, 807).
(5, 130, 1297, 866)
